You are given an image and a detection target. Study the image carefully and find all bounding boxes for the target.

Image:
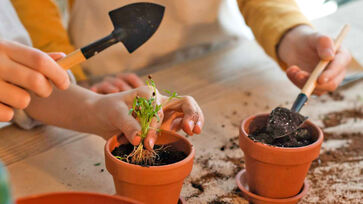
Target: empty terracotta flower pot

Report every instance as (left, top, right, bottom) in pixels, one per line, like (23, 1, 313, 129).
(16, 192, 141, 204)
(105, 130, 195, 204)
(239, 113, 323, 198)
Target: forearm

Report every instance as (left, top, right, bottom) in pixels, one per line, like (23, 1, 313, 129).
(237, 0, 311, 66)
(25, 84, 103, 135)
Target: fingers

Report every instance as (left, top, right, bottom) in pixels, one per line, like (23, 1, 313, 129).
(310, 33, 335, 60)
(105, 76, 132, 91)
(2, 41, 69, 90)
(318, 48, 351, 84)
(0, 59, 53, 97)
(144, 110, 164, 150)
(114, 103, 142, 145)
(164, 96, 204, 136)
(286, 65, 347, 94)
(286, 66, 309, 89)
(117, 73, 145, 88)
(90, 73, 143, 94)
(0, 80, 31, 110)
(91, 81, 119, 94)
(0, 103, 14, 122)
(48, 52, 66, 61)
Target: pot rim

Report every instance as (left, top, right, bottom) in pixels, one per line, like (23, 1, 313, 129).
(236, 169, 309, 203)
(16, 191, 141, 204)
(241, 113, 323, 152)
(105, 130, 195, 170)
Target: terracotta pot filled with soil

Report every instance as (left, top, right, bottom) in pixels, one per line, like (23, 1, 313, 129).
(16, 192, 141, 204)
(238, 112, 323, 199)
(105, 130, 194, 204)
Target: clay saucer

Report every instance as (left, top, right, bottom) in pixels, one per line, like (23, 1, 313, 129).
(236, 170, 308, 204)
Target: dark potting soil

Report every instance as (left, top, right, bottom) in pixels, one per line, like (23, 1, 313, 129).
(249, 107, 315, 147)
(111, 143, 187, 166)
(266, 107, 307, 137)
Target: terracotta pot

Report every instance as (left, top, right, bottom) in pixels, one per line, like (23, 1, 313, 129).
(105, 130, 195, 204)
(239, 113, 323, 198)
(16, 192, 141, 204)
(236, 169, 308, 204)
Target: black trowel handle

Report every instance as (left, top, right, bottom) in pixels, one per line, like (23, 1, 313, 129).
(291, 24, 350, 113)
(57, 33, 119, 70)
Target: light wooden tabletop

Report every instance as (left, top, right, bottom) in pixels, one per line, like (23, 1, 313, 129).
(1, 2, 362, 203)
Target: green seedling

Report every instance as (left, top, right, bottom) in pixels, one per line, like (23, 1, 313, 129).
(116, 75, 180, 165)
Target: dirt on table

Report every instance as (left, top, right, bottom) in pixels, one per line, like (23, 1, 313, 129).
(248, 107, 315, 147)
(111, 144, 187, 166)
(322, 107, 363, 128)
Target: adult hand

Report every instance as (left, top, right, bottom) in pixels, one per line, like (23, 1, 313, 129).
(0, 40, 69, 121)
(278, 25, 351, 95)
(90, 86, 204, 150)
(90, 73, 144, 94)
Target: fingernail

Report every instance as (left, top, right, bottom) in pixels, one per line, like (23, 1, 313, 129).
(196, 121, 202, 129)
(188, 121, 195, 131)
(323, 48, 334, 58)
(148, 139, 155, 149)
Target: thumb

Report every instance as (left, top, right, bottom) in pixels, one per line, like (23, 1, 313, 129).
(115, 104, 142, 146)
(312, 34, 335, 60)
(48, 52, 66, 61)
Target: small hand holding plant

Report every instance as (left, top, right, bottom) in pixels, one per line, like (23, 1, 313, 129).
(114, 75, 203, 166)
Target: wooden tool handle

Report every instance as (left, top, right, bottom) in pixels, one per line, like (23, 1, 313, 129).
(301, 24, 350, 97)
(57, 49, 86, 70)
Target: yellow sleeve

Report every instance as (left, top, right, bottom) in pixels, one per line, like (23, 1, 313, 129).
(11, 0, 87, 81)
(237, 0, 312, 69)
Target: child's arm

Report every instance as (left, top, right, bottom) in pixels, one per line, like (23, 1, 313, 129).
(0, 40, 69, 122)
(25, 85, 204, 148)
(237, 0, 351, 95)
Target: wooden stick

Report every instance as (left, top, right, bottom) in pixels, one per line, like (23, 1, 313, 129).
(57, 49, 86, 70)
(301, 24, 350, 97)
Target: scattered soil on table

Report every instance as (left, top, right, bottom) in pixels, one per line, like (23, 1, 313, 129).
(244, 91, 251, 97)
(111, 144, 187, 166)
(328, 91, 344, 101)
(322, 107, 363, 128)
(311, 131, 363, 169)
(248, 107, 315, 147)
(187, 171, 228, 199)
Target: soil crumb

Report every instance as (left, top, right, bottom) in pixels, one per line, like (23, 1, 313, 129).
(322, 107, 363, 128)
(112, 144, 187, 166)
(249, 107, 315, 147)
(328, 91, 344, 101)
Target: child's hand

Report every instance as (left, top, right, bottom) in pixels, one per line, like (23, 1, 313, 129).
(0, 40, 70, 121)
(90, 73, 144, 94)
(278, 25, 351, 95)
(90, 86, 204, 150)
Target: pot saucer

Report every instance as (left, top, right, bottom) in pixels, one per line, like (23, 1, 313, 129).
(236, 170, 308, 204)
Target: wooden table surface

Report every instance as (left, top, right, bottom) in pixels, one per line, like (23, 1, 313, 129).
(1, 2, 363, 203)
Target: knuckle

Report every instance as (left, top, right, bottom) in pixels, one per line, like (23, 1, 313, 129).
(31, 52, 48, 72)
(28, 73, 47, 93)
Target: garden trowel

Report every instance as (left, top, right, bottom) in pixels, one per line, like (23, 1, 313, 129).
(269, 24, 350, 139)
(57, 2, 165, 69)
